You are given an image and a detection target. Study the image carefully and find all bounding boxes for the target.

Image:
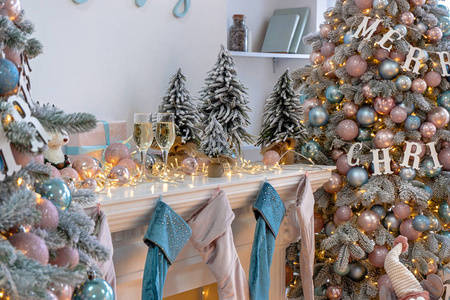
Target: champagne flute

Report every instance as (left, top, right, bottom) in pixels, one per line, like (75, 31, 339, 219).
(133, 113, 153, 182)
(155, 113, 175, 178)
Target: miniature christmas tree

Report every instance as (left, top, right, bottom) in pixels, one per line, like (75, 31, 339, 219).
(0, 2, 108, 299)
(200, 45, 253, 155)
(200, 115, 231, 158)
(286, 0, 450, 299)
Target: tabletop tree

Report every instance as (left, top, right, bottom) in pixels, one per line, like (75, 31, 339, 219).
(287, 0, 450, 299)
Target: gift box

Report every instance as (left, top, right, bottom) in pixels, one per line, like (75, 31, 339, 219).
(65, 120, 128, 161)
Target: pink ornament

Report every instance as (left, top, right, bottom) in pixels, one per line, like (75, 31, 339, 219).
(320, 24, 333, 39)
(59, 167, 79, 182)
(262, 150, 280, 166)
(336, 120, 359, 141)
(326, 285, 343, 300)
(369, 19, 383, 34)
(323, 57, 336, 75)
(362, 84, 375, 99)
(346, 55, 367, 77)
(310, 51, 324, 65)
(81, 178, 97, 191)
(336, 154, 351, 175)
(374, 129, 395, 149)
(181, 157, 199, 174)
(343, 102, 358, 118)
(321, 42, 336, 57)
(377, 274, 393, 290)
(46, 291, 58, 300)
(336, 206, 353, 222)
(403, 140, 426, 158)
(8, 232, 49, 264)
(118, 158, 138, 173)
(333, 213, 345, 226)
(108, 165, 130, 184)
(427, 107, 450, 129)
(49, 246, 79, 269)
(331, 148, 346, 161)
(400, 218, 422, 241)
(374, 97, 396, 115)
(410, 0, 425, 6)
(393, 202, 411, 219)
(72, 155, 100, 180)
(314, 212, 325, 233)
(389, 50, 406, 63)
(357, 210, 380, 232)
(0, 0, 21, 21)
(390, 106, 408, 123)
(426, 27, 443, 43)
(104, 143, 131, 166)
(323, 172, 343, 193)
(35, 197, 59, 230)
(3, 47, 21, 67)
(424, 71, 442, 87)
(355, 0, 373, 9)
(47, 164, 61, 178)
(33, 154, 45, 165)
(11, 145, 31, 167)
(427, 263, 438, 275)
(369, 245, 389, 268)
(196, 157, 211, 170)
(303, 98, 322, 115)
(399, 12, 415, 26)
(373, 48, 390, 61)
(419, 122, 437, 138)
(411, 78, 427, 94)
(391, 160, 401, 175)
(439, 148, 450, 170)
(49, 282, 74, 300)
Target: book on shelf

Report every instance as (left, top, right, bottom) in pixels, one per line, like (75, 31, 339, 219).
(273, 7, 310, 54)
(261, 14, 299, 54)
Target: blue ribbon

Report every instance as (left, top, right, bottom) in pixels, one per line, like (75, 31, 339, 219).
(173, 0, 190, 18)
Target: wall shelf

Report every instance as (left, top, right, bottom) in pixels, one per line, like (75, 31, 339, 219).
(230, 51, 309, 73)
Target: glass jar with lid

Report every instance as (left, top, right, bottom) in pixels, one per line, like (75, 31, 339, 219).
(229, 14, 248, 52)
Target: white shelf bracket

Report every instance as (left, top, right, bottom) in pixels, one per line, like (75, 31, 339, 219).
(273, 57, 279, 73)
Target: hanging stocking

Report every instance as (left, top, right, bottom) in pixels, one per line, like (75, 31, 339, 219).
(186, 188, 249, 300)
(248, 182, 286, 300)
(141, 198, 191, 300)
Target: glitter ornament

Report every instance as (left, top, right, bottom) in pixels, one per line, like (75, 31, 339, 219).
(181, 157, 199, 174)
(355, 0, 373, 9)
(412, 215, 430, 232)
(439, 148, 450, 170)
(400, 218, 422, 240)
(347, 167, 369, 188)
(390, 50, 406, 63)
(369, 245, 389, 267)
(425, 71, 442, 87)
(379, 59, 400, 80)
(383, 212, 402, 232)
(358, 210, 380, 232)
(104, 143, 131, 166)
(411, 78, 427, 94)
(393, 202, 411, 219)
(373, 0, 389, 9)
(118, 158, 138, 174)
(323, 172, 343, 193)
(427, 107, 449, 129)
(8, 232, 49, 264)
(399, 12, 415, 26)
(346, 55, 367, 77)
(426, 27, 443, 43)
(321, 42, 336, 57)
(0, 0, 21, 21)
(59, 167, 79, 182)
(0, 58, 19, 95)
(49, 246, 79, 269)
(331, 148, 345, 161)
(404, 115, 421, 131)
(357, 106, 377, 127)
(438, 16, 450, 37)
(399, 167, 416, 181)
(336, 120, 359, 141)
(108, 165, 130, 184)
(303, 97, 322, 115)
(314, 212, 325, 233)
(35, 197, 59, 230)
(374, 96, 395, 115)
(320, 24, 332, 39)
(325, 85, 344, 104)
(343, 102, 358, 118)
(323, 57, 336, 75)
(362, 84, 375, 99)
(422, 157, 442, 178)
(35, 178, 72, 210)
(301, 140, 321, 159)
(374, 129, 395, 148)
(309, 106, 329, 126)
(390, 106, 408, 123)
(326, 285, 343, 299)
(371, 205, 386, 220)
(419, 122, 436, 138)
(346, 261, 367, 282)
(336, 206, 352, 222)
(81, 178, 97, 191)
(310, 51, 324, 65)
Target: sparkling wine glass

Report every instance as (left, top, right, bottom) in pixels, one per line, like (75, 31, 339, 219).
(133, 113, 153, 182)
(155, 113, 175, 179)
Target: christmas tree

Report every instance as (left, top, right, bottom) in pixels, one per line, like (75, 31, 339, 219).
(159, 68, 202, 145)
(200, 115, 231, 158)
(287, 0, 450, 299)
(200, 45, 253, 155)
(0, 2, 108, 299)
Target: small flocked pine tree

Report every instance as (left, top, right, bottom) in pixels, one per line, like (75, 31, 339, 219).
(159, 68, 202, 145)
(0, 4, 108, 299)
(200, 115, 231, 158)
(200, 45, 253, 155)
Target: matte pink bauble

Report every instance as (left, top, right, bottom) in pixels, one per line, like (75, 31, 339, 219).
(8, 232, 49, 264)
(321, 42, 336, 57)
(399, 12, 415, 26)
(336, 154, 351, 175)
(36, 197, 59, 230)
(81, 178, 97, 191)
(262, 150, 280, 166)
(403, 140, 426, 158)
(336, 120, 359, 141)
(346, 55, 367, 77)
(323, 57, 336, 75)
(46, 291, 58, 300)
(326, 285, 343, 300)
(118, 158, 138, 173)
(333, 213, 345, 226)
(310, 51, 324, 65)
(377, 274, 393, 290)
(410, 0, 425, 6)
(369, 245, 389, 268)
(355, 0, 373, 9)
(374, 129, 395, 148)
(49, 246, 79, 269)
(374, 97, 396, 115)
(314, 212, 325, 233)
(358, 210, 380, 232)
(108, 165, 130, 184)
(49, 282, 74, 300)
(373, 48, 390, 61)
(33, 154, 45, 165)
(3, 47, 21, 67)
(0, 0, 21, 21)
(439, 148, 450, 170)
(303, 98, 322, 115)
(181, 157, 199, 174)
(411, 78, 427, 94)
(343, 102, 358, 118)
(59, 167, 79, 181)
(426, 27, 443, 43)
(323, 172, 343, 193)
(331, 148, 346, 161)
(11, 145, 31, 167)
(362, 84, 375, 99)
(104, 143, 131, 166)
(336, 206, 353, 221)
(425, 71, 442, 87)
(72, 155, 100, 180)
(419, 122, 436, 138)
(393, 202, 411, 219)
(47, 164, 61, 178)
(399, 218, 422, 241)
(320, 24, 333, 39)
(389, 50, 406, 63)
(427, 107, 450, 129)
(390, 106, 408, 123)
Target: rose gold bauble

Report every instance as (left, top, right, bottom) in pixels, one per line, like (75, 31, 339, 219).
(118, 158, 138, 173)
(374, 129, 395, 148)
(393, 202, 411, 219)
(399, 11, 415, 26)
(336, 154, 351, 175)
(104, 143, 131, 166)
(426, 27, 443, 43)
(403, 140, 426, 158)
(374, 97, 396, 115)
(410, 0, 426, 6)
(343, 102, 358, 118)
(326, 285, 343, 300)
(49, 282, 74, 300)
(303, 97, 322, 115)
(81, 178, 97, 191)
(314, 212, 325, 233)
(391, 161, 401, 175)
(373, 48, 390, 61)
(72, 155, 100, 180)
(439, 148, 450, 170)
(336, 120, 359, 141)
(46, 291, 58, 300)
(411, 78, 427, 94)
(346, 55, 367, 77)
(310, 51, 324, 65)
(320, 24, 333, 39)
(323, 57, 336, 75)
(390, 106, 407, 123)
(47, 164, 61, 178)
(355, 0, 373, 9)
(321, 42, 336, 57)
(0, 0, 22, 21)
(369, 245, 389, 268)
(419, 122, 437, 138)
(390, 50, 406, 63)
(362, 84, 375, 99)
(333, 213, 345, 226)
(59, 167, 79, 182)
(425, 71, 442, 87)
(427, 107, 450, 129)
(400, 218, 422, 241)
(3, 47, 21, 67)
(262, 150, 280, 166)
(331, 148, 346, 161)
(49, 246, 79, 269)
(357, 210, 380, 232)
(8, 232, 49, 264)
(336, 206, 353, 222)
(35, 197, 59, 230)
(323, 172, 343, 193)
(427, 263, 438, 275)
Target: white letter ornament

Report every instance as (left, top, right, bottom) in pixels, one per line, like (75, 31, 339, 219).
(352, 17, 383, 40)
(348, 142, 362, 166)
(378, 29, 402, 52)
(426, 142, 443, 169)
(438, 52, 450, 77)
(370, 148, 393, 175)
(402, 47, 426, 74)
(401, 141, 422, 170)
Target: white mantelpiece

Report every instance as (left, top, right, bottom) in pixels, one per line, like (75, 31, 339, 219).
(85, 165, 334, 299)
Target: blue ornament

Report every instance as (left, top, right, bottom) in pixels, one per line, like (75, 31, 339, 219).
(421, 50, 429, 63)
(73, 277, 115, 300)
(370, 204, 386, 220)
(35, 179, 72, 210)
(397, 102, 415, 115)
(437, 91, 450, 111)
(442, 230, 450, 237)
(373, 0, 389, 9)
(383, 211, 402, 232)
(438, 16, 450, 37)
(314, 285, 327, 296)
(346, 167, 369, 188)
(438, 4, 450, 17)
(412, 215, 430, 232)
(0, 155, 3, 172)
(379, 59, 400, 80)
(399, 167, 416, 181)
(356, 127, 373, 142)
(356, 106, 378, 127)
(439, 202, 450, 223)
(325, 85, 344, 104)
(301, 140, 321, 159)
(394, 24, 407, 37)
(343, 30, 356, 44)
(404, 115, 421, 131)
(0, 58, 19, 95)
(395, 75, 412, 91)
(299, 94, 311, 104)
(423, 185, 433, 199)
(334, 261, 350, 275)
(421, 157, 442, 178)
(309, 106, 329, 127)
(416, 21, 429, 34)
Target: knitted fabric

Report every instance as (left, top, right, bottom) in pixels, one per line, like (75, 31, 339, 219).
(399, 291, 429, 300)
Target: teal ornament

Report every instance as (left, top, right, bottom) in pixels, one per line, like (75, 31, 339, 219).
(344, 30, 356, 44)
(394, 24, 407, 37)
(437, 91, 450, 111)
(438, 4, 450, 17)
(398, 102, 415, 115)
(383, 211, 402, 232)
(34, 179, 72, 210)
(428, 215, 439, 231)
(395, 75, 412, 91)
(309, 106, 329, 126)
(404, 115, 421, 131)
(346, 261, 367, 282)
(416, 21, 429, 34)
(438, 16, 450, 37)
(0, 58, 19, 95)
(412, 215, 430, 232)
(373, 0, 389, 9)
(356, 127, 373, 142)
(325, 85, 344, 104)
(370, 204, 386, 220)
(314, 285, 327, 296)
(301, 140, 321, 159)
(356, 106, 377, 127)
(346, 167, 369, 188)
(421, 157, 442, 178)
(0, 155, 3, 172)
(135, 0, 147, 7)
(442, 230, 450, 237)
(325, 221, 336, 236)
(379, 59, 400, 80)
(334, 261, 350, 275)
(73, 277, 115, 300)
(423, 185, 433, 199)
(439, 202, 450, 222)
(399, 167, 416, 181)
(421, 50, 429, 63)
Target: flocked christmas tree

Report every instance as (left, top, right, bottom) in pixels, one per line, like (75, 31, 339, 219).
(0, 2, 108, 299)
(200, 115, 231, 158)
(200, 45, 253, 155)
(286, 0, 450, 299)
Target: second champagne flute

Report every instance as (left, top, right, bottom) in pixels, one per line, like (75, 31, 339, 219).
(133, 113, 153, 182)
(155, 113, 175, 178)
